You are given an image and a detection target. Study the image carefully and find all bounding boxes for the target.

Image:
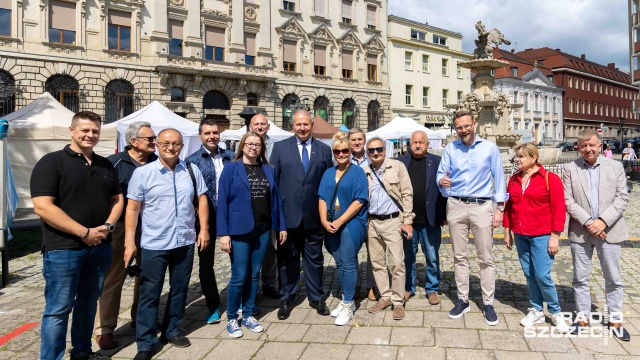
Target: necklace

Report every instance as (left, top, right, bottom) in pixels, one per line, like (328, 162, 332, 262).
(244, 163, 258, 176)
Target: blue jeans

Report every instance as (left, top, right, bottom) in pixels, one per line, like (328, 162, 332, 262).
(136, 244, 194, 351)
(404, 223, 441, 294)
(515, 234, 561, 314)
(40, 243, 112, 360)
(227, 224, 270, 320)
(325, 228, 363, 302)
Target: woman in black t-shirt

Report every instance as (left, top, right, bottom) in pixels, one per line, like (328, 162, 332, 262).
(217, 131, 287, 339)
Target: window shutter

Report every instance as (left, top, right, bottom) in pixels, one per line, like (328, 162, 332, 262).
(367, 5, 376, 26)
(314, 45, 326, 67)
(50, 0, 76, 31)
(244, 33, 256, 56)
(0, 0, 11, 9)
(168, 20, 183, 40)
(283, 40, 296, 62)
(367, 53, 377, 65)
(108, 10, 131, 27)
(314, 0, 325, 16)
(342, 50, 353, 70)
(342, 0, 352, 18)
(205, 26, 225, 47)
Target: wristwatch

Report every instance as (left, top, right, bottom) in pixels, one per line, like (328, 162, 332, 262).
(104, 223, 115, 233)
(497, 205, 505, 212)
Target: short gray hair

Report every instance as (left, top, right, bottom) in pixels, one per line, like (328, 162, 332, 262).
(125, 121, 152, 145)
(366, 136, 385, 148)
(577, 128, 601, 144)
(347, 128, 366, 141)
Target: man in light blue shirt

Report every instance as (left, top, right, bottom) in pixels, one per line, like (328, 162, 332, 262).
(436, 110, 507, 327)
(124, 128, 209, 360)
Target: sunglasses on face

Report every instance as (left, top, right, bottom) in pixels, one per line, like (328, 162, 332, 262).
(332, 149, 350, 155)
(367, 147, 384, 154)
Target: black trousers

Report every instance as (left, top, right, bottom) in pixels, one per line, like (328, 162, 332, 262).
(277, 224, 325, 302)
(198, 216, 220, 312)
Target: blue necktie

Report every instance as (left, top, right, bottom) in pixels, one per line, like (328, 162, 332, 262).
(301, 141, 309, 173)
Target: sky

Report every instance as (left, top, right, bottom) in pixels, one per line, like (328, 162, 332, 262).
(388, 0, 631, 72)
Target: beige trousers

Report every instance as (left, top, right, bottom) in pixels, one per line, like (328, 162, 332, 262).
(367, 217, 405, 306)
(447, 197, 495, 305)
(94, 220, 142, 335)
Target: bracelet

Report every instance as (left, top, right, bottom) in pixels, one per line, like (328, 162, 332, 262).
(81, 228, 89, 239)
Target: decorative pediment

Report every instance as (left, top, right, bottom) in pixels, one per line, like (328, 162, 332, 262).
(308, 24, 336, 45)
(364, 35, 385, 53)
(338, 29, 362, 50)
(277, 17, 306, 38)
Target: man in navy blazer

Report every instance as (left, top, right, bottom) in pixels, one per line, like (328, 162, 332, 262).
(185, 119, 235, 325)
(397, 130, 447, 305)
(270, 110, 333, 319)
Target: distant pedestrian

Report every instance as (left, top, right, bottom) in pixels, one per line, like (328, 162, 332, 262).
(31, 111, 123, 360)
(603, 144, 613, 159)
(622, 142, 636, 160)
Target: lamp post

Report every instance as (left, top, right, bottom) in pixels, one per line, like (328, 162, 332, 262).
(199, 108, 205, 122)
(620, 117, 625, 147)
(238, 107, 258, 131)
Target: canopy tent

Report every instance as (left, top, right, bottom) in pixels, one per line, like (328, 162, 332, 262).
(219, 120, 293, 142)
(4, 92, 117, 208)
(366, 116, 445, 149)
(103, 101, 201, 160)
(311, 115, 340, 139)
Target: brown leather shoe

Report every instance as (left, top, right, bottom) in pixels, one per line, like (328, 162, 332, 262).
(427, 292, 440, 305)
(368, 298, 392, 313)
(393, 304, 405, 320)
(96, 333, 118, 350)
(367, 287, 379, 301)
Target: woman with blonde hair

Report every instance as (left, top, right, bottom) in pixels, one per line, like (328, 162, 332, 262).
(217, 131, 287, 338)
(318, 131, 368, 326)
(503, 143, 570, 333)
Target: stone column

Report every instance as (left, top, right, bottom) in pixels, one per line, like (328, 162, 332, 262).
(228, 0, 245, 62)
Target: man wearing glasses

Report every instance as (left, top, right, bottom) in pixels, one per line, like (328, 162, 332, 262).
(186, 119, 235, 324)
(94, 121, 158, 350)
(364, 137, 414, 320)
(124, 129, 210, 360)
(436, 110, 507, 326)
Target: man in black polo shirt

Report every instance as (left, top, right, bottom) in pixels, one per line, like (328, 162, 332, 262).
(31, 111, 123, 360)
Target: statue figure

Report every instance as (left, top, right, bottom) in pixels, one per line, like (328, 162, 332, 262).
(473, 21, 512, 60)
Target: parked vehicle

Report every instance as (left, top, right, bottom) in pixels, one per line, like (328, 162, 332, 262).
(573, 142, 579, 151)
(556, 142, 574, 152)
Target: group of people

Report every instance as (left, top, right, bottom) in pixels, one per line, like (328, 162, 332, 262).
(31, 109, 630, 360)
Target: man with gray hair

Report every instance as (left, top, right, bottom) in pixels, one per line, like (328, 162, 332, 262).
(94, 121, 158, 350)
(563, 128, 630, 340)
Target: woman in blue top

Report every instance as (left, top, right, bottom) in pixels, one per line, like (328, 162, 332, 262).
(318, 131, 368, 326)
(217, 131, 287, 338)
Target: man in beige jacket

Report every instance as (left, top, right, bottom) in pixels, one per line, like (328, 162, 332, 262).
(364, 137, 414, 320)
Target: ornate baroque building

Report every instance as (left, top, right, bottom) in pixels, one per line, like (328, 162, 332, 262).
(0, 0, 390, 130)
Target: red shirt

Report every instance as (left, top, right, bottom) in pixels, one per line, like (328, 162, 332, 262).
(503, 166, 566, 235)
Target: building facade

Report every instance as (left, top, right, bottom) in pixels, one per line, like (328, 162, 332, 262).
(0, 0, 390, 131)
(517, 47, 639, 142)
(387, 15, 471, 129)
(629, 0, 640, 113)
(492, 48, 564, 144)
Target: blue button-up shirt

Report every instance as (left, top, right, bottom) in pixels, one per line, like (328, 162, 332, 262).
(584, 156, 601, 221)
(128, 160, 208, 250)
(369, 161, 400, 215)
(351, 154, 369, 169)
(436, 136, 507, 202)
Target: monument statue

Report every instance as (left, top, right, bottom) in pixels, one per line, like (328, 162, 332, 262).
(473, 21, 512, 60)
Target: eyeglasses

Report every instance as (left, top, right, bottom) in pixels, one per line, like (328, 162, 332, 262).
(244, 143, 261, 149)
(332, 148, 350, 155)
(454, 124, 473, 132)
(367, 147, 384, 154)
(157, 142, 183, 149)
(135, 136, 157, 142)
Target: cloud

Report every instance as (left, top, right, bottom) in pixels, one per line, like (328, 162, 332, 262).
(388, 0, 630, 72)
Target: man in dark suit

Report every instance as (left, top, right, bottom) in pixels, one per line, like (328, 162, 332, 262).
(397, 130, 447, 305)
(270, 110, 333, 319)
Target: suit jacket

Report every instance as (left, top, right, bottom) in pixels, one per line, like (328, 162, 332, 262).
(216, 161, 286, 236)
(397, 152, 447, 228)
(363, 158, 415, 225)
(270, 136, 332, 229)
(562, 156, 629, 243)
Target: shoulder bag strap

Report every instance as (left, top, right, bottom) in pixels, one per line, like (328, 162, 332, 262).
(369, 164, 404, 213)
(186, 162, 199, 211)
(329, 164, 352, 215)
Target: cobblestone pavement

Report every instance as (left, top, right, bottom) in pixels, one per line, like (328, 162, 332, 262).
(3, 186, 640, 359)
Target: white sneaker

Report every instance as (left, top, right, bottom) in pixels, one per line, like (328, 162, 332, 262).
(335, 305, 354, 326)
(520, 308, 545, 327)
(552, 313, 571, 334)
(331, 301, 346, 317)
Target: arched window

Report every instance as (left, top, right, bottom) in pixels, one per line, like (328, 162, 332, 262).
(45, 74, 79, 112)
(341, 98, 357, 129)
(247, 92, 259, 106)
(0, 71, 16, 117)
(281, 93, 299, 130)
(367, 100, 381, 131)
(170, 87, 185, 102)
(104, 80, 135, 123)
(313, 96, 330, 120)
(203, 90, 230, 110)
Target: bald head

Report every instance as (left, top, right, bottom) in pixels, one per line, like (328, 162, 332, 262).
(249, 113, 270, 136)
(409, 130, 429, 158)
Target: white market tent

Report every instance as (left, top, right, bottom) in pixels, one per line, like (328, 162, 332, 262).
(366, 117, 445, 150)
(4, 92, 118, 208)
(220, 120, 294, 142)
(103, 101, 201, 160)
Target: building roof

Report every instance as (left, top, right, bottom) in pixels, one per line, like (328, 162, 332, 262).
(492, 47, 554, 79)
(387, 15, 463, 38)
(515, 47, 631, 84)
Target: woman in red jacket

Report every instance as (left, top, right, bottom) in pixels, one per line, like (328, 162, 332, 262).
(504, 143, 570, 333)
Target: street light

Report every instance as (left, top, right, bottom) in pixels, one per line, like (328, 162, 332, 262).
(199, 108, 205, 121)
(620, 117, 625, 146)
